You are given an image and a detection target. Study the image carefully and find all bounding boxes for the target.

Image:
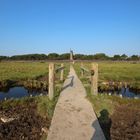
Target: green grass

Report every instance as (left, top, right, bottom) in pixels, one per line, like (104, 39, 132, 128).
(0, 61, 70, 140)
(74, 61, 140, 88)
(0, 61, 48, 81)
(0, 91, 60, 119)
(86, 89, 140, 117)
(74, 61, 140, 140)
(0, 61, 70, 82)
(98, 61, 140, 82)
(0, 61, 70, 117)
(86, 91, 140, 140)
(0, 61, 70, 118)
(37, 86, 61, 119)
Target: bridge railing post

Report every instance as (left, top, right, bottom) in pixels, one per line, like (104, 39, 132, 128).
(81, 63, 84, 77)
(91, 63, 98, 95)
(60, 63, 64, 81)
(49, 63, 55, 100)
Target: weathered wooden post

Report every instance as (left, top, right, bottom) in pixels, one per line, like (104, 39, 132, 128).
(70, 49, 73, 61)
(81, 63, 84, 77)
(60, 63, 64, 81)
(91, 63, 98, 95)
(49, 63, 55, 100)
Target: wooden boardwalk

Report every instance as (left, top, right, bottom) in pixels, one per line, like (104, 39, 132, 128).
(47, 66, 106, 140)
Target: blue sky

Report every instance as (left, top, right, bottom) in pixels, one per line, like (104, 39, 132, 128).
(0, 0, 140, 56)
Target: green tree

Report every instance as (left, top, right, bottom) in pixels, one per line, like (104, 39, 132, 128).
(48, 53, 59, 60)
(113, 55, 121, 60)
(93, 53, 109, 60)
(130, 55, 139, 61)
(121, 54, 128, 60)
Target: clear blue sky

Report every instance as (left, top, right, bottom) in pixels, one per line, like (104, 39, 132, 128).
(0, 0, 140, 56)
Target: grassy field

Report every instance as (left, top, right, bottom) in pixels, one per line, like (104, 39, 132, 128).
(0, 61, 69, 81)
(74, 61, 140, 88)
(0, 61, 140, 139)
(0, 61, 48, 81)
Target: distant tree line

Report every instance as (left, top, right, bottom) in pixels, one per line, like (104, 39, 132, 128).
(0, 53, 140, 61)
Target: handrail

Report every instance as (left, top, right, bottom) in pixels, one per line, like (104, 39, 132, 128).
(80, 63, 98, 95)
(48, 63, 65, 100)
(55, 66, 65, 73)
(80, 66, 90, 73)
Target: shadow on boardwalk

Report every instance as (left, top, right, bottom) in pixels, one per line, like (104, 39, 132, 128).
(91, 109, 111, 140)
(61, 76, 74, 91)
(91, 119, 101, 140)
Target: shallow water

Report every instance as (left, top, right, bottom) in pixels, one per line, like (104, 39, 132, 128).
(107, 88, 140, 99)
(121, 88, 140, 98)
(0, 86, 47, 101)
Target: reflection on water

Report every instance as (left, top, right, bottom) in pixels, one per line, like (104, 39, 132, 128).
(101, 87, 140, 99)
(0, 86, 47, 101)
(121, 88, 140, 98)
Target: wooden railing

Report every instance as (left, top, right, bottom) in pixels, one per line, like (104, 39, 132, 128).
(80, 63, 98, 95)
(48, 63, 65, 100)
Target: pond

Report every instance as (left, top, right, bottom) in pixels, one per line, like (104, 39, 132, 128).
(0, 86, 47, 101)
(106, 87, 140, 99)
(121, 88, 140, 98)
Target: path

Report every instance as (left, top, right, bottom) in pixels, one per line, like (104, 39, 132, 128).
(47, 66, 106, 140)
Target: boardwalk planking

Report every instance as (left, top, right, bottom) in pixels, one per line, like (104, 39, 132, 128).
(47, 66, 105, 140)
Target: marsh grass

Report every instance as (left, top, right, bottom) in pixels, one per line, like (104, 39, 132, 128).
(86, 88, 140, 140)
(0, 61, 48, 81)
(0, 61, 70, 91)
(0, 61, 70, 140)
(86, 87, 140, 118)
(0, 87, 60, 119)
(0, 61, 70, 118)
(37, 86, 61, 119)
(74, 62, 140, 140)
(74, 61, 140, 88)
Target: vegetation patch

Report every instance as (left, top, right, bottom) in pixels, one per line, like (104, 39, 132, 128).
(0, 91, 60, 140)
(86, 91, 140, 140)
(74, 61, 140, 92)
(0, 62, 69, 93)
(0, 61, 69, 139)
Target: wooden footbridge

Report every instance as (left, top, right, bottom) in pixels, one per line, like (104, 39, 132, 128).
(47, 61, 106, 140)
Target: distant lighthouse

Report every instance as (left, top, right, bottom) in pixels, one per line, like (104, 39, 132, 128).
(70, 49, 73, 61)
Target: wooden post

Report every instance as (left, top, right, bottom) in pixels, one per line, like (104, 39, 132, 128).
(49, 63, 55, 100)
(70, 50, 73, 61)
(60, 63, 64, 81)
(91, 63, 98, 95)
(124, 82, 127, 88)
(81, 63, 84, 77)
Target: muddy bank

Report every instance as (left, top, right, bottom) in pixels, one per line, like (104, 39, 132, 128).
(111, 105, 140, 140)
(98, 105, 140, 140)
(98, 81, 140, 94)
(0, 80, 16, 92)
(0, 99, 50, 140)
(0, 73, 64, 94)
(0, 77, 48, 93)
(22, 80, 48, 92)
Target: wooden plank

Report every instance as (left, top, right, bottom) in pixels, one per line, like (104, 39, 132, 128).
(91, 63, 98, 95)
